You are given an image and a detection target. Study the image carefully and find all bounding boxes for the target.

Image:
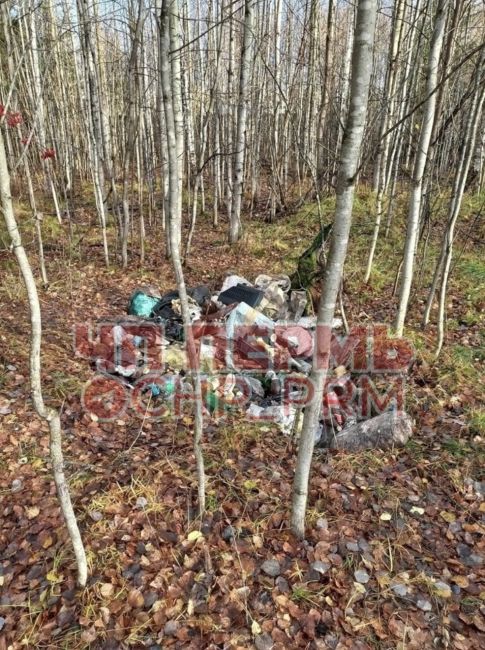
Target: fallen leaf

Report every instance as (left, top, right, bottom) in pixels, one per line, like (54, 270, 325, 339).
(452, 575, 469, 588)
(433, 581, 452, 598)
(80, 627, 97, 643)
(100, 583, 114, 598)
(41, 534, 54, 549)
(251, 619, 262, 635)
(25, 506, 40, 519)
(354, 569, 370, 584)
(128, 589, 144, 608)
(187, 530, 203, 542)
(46, 571, 63, 583)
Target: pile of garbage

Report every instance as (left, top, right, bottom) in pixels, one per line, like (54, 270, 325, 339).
(77, 272, 353, 442)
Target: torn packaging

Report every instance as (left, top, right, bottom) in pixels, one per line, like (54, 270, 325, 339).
(259, 284, 287, 319)
(171, 297, 202, 322)
(225, 302, 275, 340)
(246, 402, 297, 435)
(220, 274, 253, 292)
(224, 303, 291, 371)
(254, 274, 292, 320)
(254, 274, 291, 293)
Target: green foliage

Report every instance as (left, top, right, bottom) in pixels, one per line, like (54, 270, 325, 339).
(290, 223, 333, 290)
(457, 257, 485, 300)
(442, 438, 470, 458)
(469, 409, 485, 436)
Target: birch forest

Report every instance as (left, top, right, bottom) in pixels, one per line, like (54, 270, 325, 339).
(1, 0, 484, 647)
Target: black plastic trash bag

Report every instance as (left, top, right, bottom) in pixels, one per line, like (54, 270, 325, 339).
(218, 283, 264, 308)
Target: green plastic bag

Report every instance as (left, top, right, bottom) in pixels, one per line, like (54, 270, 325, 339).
(127, 290, 160, 318)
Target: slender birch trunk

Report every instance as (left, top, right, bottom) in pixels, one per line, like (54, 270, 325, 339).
(316, 0, 334, 184)
(121, 2, 146, 268)
(434, 65, 485, 353)
(291, 0, 377, 539)
(159, 0, 206, 514)
(229, 0, 254, 244)
(76, 0, 110, 267)
(0, 126, 88, 587)
(170, 5, 184, 253)
(420, 0, 463, 225)
(395, 0, 447, 337)
(364, 0, 405, 282)
(385, 0, 424, 236)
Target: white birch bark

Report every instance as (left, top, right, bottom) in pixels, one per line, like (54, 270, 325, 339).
(434, 63, 485, 354)
(160, 0, 206, 514)
(0, 126, 88, 588)
(291, 0, 377, 539)
(229, 0, 254, 244)
(365, 0, 405, 282)
(76, 0, 110, 266)
(394, 0, 447, 336)
(121, 1, 146, 268)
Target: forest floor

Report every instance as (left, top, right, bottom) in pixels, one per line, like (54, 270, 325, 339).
(0, 189, 484, 649)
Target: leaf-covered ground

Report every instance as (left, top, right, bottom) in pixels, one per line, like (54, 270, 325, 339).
(0, 195, 484, 648)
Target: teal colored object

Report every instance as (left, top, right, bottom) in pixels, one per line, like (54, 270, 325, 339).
(146, 379, 176, 397)
(127, 290, 160, 318)
(164, 379, 176, 395)
(146, 383, 162, 397)
(205, 391, 220, 413)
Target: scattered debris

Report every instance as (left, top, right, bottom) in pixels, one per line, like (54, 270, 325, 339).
(80, 272, 412, 447)
(2, 207, 483, 649)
